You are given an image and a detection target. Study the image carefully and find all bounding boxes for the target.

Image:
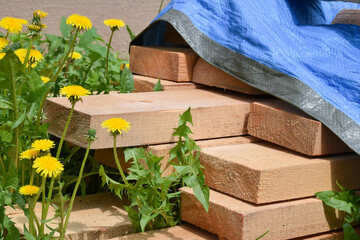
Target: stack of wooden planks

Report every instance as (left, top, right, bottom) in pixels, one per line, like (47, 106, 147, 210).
(44, 37, 359, 239)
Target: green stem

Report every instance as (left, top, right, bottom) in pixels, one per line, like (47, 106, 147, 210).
(22, 38, 34, 72)
(28, 198, 35, 235)
(4, 31, 9, 39)
(41, 177, 54, 233)
(29, 166, 35, 185)
(11, 69, 19, 169)
(62, 141, 92, 236)
(62, 145, 81, 166)
(158, 0, 165, 13)
(51, 29, 79, 83)
(105, 30, 115, 78)
(56, 102, 75, 159)
(113, 136, 129, 186)
(0, 154, 5, 174)
(40, 179, 46, 235)
(30, 177, 46, 236)
(35, 88, 50, 130)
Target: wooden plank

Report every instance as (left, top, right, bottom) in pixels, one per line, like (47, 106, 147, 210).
(200, 142, 360, 204)
(94, 136, 261, 175)
(7, 193, 133, 239)
(44, 89, 258, 149)
(332, 9, 360, 25)
(247, 100, 351, 156)
(112, 224, 216, 240)
(129, 46, 198, 82)
(192, 58, 265, 95)
(132, 75, 200, 92)
(180, 187, 347, 240)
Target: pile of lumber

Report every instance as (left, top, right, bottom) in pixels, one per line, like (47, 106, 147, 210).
(43, 39, 359, 239)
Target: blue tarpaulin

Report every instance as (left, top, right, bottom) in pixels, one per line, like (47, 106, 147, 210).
(131, 0, 360, 154)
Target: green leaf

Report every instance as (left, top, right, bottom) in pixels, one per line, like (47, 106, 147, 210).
(153, 79, 163, 91)
(11, 113, 26, 130)
(60, 16, 71, 38)
(1, 162, 19, 190)
(315, 190, 359, 216)
(117, 68, 134, 93)
(255, 230, 270, 240)
(0, 130, 12, 143)
(4, 215, 20, 240)
(99, 165, 125, 198)
(124, 206, 141, 232)
(0, 50, 24, 90)
(126, 25, 136, 40)
(78, 27, 98, 48)
(178, 107, 193, 126)
(23, 225, 36, 240)
(124, 148, 147, 163)
(343, 223, 360, 240)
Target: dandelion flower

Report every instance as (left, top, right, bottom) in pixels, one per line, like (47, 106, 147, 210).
(0, 37, 8, 51)
(32, 139, 55, 152)
(0, 53, 5, 60)
(19, 185, 39, 196)
(41, 76, 50, 83)
(14, 48, 43, 67)
(0, 17, 28, 34)
(126, 64, 129, 69)
(101, 118, 131, 136)
(19, 148, 39, 160)
(66, 14, 92, 30)
(33, 10, 48, 19)
(60, 85, 90, 103)
(69, 51, 82, 60)
(33, 155, 64, 178)
(104, 19, 125, 31)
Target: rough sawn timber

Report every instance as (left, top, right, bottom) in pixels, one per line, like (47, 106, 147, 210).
(192, 58, 265, 95)
(132, 75, 200, 92)
(247, 100, 351, 156)
(129, 45, 199, 82)
(200, 142, 360, 204)
(180, 187, 346, 240)
(44, 89, 258, 149)
(332, 9, 360, 26)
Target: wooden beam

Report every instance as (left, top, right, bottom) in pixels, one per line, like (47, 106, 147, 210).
(200, 142, 360, 204)
(44, 89, 258, 149)
(332, 9, 360, 25)
(192, 58, 265, 95)
(247, 100, 351, 156)
(181, 187, 346, 240)
(132, 75, 200, 93)
(129, 46, 198, 82)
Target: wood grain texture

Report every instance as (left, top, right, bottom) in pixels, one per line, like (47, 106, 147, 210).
(94, 136, 260, 176)
(129, 46, 199, 82)
(132, 75, 200, 93)
(44, 89, 259, 149)
(247, 100, 351, 156)
(200, 142, 360, 204)
(181, 187, 346, 240)
(192, 58, 265, 95)
(332, 9, 360, 25)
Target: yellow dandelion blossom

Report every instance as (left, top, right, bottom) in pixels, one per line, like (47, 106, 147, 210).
(0, 37, 8, 51)
(14, 48, 43, 67)
(126, 63, 129, 69)
(0, 53, 5, 60)
(19, 148, 39, 160)
(19, 185, 39, 196)
(103, 19, 125, 30)
(69, 51, 82, 59)
(32, 139, 55, 152)
(33, 10, 48, 19)
(101, 118, 131, 136)
(60, 85, 90, 103)
(0, 17, 28, 34)
(41, 76, 50, 83)
(33, 155, 64, 178)
(28, 24, 41, 32)
(66, 14, 92, 30)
